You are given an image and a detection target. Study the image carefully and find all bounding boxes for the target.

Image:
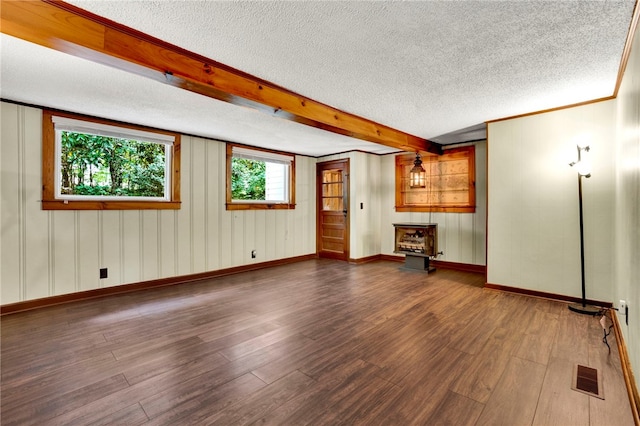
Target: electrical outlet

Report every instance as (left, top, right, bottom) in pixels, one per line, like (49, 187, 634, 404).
(619, 300, 629, 326)
(99, 268, 108, 279)
(251, 250, 256, 259)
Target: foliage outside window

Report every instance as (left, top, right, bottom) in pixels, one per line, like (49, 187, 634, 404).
(226, 144, 295, 210)
(232, 157, 266, 200)
(42, 111, 181, 210)
(395, 146, 476, 213)
(59, 131, 166, 198)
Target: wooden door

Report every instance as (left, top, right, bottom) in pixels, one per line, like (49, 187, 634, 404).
(317, 159, 349, 260)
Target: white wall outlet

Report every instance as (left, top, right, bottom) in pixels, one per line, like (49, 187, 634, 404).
(620, 300, 627, 311)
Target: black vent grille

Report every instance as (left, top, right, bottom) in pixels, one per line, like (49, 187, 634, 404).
(572, 364, 604, 399)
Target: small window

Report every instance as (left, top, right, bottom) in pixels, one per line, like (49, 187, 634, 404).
(42, 111, 180, 210)
(226, 144, 295, 210)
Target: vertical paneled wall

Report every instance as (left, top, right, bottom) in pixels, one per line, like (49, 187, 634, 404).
(487, 101, 616, 302)
(349, 152, 382, 259)
(614, 22, 640, 383)
(380, 142, 487, 266)
(0, 103, 316, 305)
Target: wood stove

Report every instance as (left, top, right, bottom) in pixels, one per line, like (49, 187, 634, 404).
(393, 223, 438, 271)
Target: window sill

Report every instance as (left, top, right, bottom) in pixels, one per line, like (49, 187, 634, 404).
(395, 205, 476, 213)
(42, 200, 181, 210)
(226, 203, 296, 211)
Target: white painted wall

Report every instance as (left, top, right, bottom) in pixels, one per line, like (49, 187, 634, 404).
(0, 103, 316, 305)
(380, 142, 487, 266)
(487, 101, 616, 303)
(614, 21, 640, 386)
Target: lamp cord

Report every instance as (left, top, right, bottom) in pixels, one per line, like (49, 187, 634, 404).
(599, 308, 614, 352)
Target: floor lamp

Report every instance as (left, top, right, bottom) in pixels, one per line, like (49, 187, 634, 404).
(568, 143, 601, 315)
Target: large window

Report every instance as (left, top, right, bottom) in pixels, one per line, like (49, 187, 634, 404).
(42, 110, 181, 210)
(226, 144, 295, 210)
(395, 146, 475, 213)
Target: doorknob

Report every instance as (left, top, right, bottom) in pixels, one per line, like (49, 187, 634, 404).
(343, 209, 348, 217)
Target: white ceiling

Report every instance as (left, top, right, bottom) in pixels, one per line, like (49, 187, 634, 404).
(1, 1, 636, 157)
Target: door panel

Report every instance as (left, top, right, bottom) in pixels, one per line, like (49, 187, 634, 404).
(317, 159, 349, 260)
(322, 228, 344, 239)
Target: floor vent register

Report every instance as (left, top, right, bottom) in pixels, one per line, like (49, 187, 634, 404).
(572, 364, 604, 400)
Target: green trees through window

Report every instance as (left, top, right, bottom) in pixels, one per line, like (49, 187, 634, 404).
(231, 157, 266, 200)
(60, 131, 166, 198)
(226, 144, 295, 210)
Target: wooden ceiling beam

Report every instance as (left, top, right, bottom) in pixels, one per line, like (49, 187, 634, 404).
(1, 0, 442, 155)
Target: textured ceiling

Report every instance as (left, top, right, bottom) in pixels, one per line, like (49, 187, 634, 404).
(1, 1, 636, 156)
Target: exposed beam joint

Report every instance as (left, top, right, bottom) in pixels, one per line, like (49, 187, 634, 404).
(1, 0, 442, 155)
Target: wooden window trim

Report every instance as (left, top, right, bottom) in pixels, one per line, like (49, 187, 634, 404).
(226, 143, 296, 210)
(42, 110, 181, 210)
(395, 146, 476, 213)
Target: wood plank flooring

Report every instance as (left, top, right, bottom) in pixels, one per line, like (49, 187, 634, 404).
(1, 259, 634, 425)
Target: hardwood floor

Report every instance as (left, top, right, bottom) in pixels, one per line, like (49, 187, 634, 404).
(1, 259, 634, 425)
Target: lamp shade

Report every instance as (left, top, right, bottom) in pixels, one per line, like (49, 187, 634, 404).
(572, 144, 591, 177)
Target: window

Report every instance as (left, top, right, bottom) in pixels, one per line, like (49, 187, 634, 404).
(42, 110, 180, 210)
(395, 146, 475, 213)
(226, 144, 295, 210)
